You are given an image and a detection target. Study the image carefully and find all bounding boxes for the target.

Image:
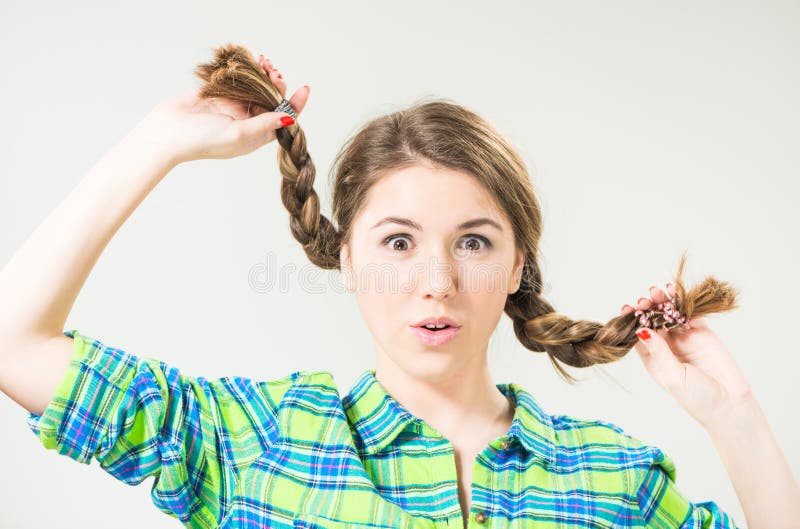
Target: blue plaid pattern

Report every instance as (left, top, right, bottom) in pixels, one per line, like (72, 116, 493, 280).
(26, 330, 740, 528)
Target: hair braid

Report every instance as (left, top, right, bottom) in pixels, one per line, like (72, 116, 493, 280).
(193, 43, 341, 269)
(506, 251, 739, 384)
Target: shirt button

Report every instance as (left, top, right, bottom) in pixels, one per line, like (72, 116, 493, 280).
(475, 511, 488, 524)
(499, 439, 510, 450)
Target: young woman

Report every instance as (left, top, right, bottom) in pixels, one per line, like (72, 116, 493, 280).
(1, 45, 797, 529)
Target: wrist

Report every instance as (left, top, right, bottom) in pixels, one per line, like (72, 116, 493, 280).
(121, 110, 187, 169)
(703, 390, 764, 441)
(118, 126, 181, 172)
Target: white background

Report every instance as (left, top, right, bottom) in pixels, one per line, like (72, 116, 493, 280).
(1, 1, 798, 528)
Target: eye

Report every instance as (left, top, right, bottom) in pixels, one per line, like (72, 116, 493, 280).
(456, 234, 492, 254)
(382, 233, 492, 253)
(382, 233, 414, 252)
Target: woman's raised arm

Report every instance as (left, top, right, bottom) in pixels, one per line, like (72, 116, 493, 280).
(0, 127, 177, 415)
(0, 60, 307, 416)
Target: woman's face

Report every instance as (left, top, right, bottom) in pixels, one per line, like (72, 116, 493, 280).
(339, 163, 525, 380)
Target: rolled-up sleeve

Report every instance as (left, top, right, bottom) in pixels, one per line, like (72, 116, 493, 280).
(26, 329, 296, 529)
(635, 446, 741, 528)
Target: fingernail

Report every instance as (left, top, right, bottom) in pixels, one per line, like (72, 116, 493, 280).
(666, 282, 673, 289)
(637, 297, 648, 305)
(621, 304, 632, 313)
(636, 329, 651, 340)
(304, 85, 310, 91)
(280, 116, 295, 127)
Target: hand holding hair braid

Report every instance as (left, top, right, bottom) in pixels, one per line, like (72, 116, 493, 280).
(193, 43, 341, 269)
(507, 251, 739, 384)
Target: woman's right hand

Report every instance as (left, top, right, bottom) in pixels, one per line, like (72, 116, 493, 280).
(129, 54, 310, 166)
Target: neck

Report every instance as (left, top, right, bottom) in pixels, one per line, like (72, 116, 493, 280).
(373, 349, 514, 441)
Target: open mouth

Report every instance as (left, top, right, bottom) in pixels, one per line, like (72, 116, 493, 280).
(420, 325, 452, 331)
(410, 324, 460, 346)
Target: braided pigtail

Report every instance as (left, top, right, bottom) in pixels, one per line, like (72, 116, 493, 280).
(506, 251, 740, 384)
(193, 43, 341, 269)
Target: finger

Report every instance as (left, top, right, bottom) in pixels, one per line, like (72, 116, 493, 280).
(632, 339, 649, 358)
(267, 67, 286, 97)
(256, 55, 287, 97)
(227, 111, 295, 144)
(287, 85, 310, 117)
(259, 54, 273, 72)
(635, 327, 683, 391)
(633, 340, 655, 371)
(633, 334, 666, 383)
(649, 285, 668, 304)
(666, 282, 676, 298)
(636, 296, 653, 311)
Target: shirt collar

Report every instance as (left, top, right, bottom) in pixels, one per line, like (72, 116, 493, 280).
(342, 370, 557, 466)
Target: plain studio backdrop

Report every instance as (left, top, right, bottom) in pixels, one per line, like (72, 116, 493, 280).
(1, 1, 798, 528)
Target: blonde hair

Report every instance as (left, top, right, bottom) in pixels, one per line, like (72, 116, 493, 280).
(195, 43, 740, 384)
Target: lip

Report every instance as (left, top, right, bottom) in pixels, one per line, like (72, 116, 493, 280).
(410, 325, 461, 346)
(411, 316, 461, 328)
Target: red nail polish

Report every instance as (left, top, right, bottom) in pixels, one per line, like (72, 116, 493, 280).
(280, 116, 295, 127)
(636, 329, 651, 340)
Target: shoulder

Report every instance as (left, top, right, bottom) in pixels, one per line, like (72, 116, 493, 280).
(291, 369, 338, 386)
(549, 413, 676, 482)
(547, 414, 718, 526)
(551, 413, 658, 451)
(255, 369, 341, 404)
(194, 369, 341, 417)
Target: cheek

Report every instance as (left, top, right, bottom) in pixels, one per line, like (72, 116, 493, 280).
(457, 261, 513, 295)
(463, 287, 507, 320)
(351, 254, 417, 295)
(354, 289, 413, 349)
(458, 263, 513, 326)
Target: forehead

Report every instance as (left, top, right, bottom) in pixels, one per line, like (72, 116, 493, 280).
(355, 164, 507, 230)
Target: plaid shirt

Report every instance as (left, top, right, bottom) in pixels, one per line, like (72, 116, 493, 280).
(27, 330, 739, 529)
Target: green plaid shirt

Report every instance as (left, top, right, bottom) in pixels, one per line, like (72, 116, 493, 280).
(27, 330, 739, 528)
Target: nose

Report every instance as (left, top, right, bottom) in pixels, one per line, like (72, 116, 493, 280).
(416, 251, 459, 300)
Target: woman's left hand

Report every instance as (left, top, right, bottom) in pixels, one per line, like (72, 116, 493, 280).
(621, 284, 753, 430)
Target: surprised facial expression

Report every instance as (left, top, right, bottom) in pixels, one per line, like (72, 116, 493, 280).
(339, 163, 524, 380)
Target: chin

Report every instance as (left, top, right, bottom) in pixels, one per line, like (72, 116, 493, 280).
(395, 350, 467, 382)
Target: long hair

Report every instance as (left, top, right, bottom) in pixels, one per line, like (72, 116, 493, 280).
(194, 43, 740, 384)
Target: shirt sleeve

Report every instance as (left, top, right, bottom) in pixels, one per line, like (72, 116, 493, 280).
(635, 445, 741, 528)
(26, 329, 299, 529)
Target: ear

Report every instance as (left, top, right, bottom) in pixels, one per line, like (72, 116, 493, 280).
(508, 248, 525, 295)
(339, 242, 354, 293)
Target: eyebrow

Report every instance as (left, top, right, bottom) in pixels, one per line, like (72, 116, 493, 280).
(370, 216, 503, 232)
